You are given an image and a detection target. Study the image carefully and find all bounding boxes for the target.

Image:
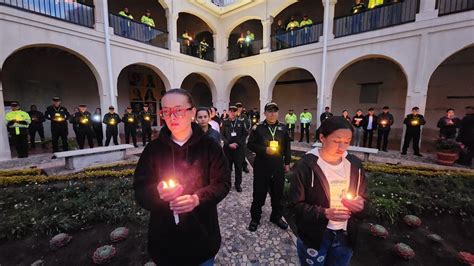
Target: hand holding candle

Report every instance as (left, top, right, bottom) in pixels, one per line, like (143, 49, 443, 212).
(158, 180, 184, 225)
(341, 193, 364, 213)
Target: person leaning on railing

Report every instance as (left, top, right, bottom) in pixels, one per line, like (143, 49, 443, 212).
(119, 7, 134, 37)
(274, 19, 286, 50)
(141, 10, 156, 42)
(368, 0, 384, 30)
(286, 16, 300, 47)
(299, 15, 313, 44)
(199, 38, 210, 59)
(350, 0, 367, 34)
(244, 30, 255, 56)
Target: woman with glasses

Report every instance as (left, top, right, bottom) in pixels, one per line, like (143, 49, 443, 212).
(134, 88, 231, 265)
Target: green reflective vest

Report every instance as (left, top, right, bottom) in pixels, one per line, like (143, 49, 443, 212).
(368, 0, 384, 9)
(300, 19, 313, 27)
(141, 15, 155, 27)
(286, 21, 300, 31)
(5, 110, 31, 135)
(119, 11, 133, 20)
(285, 113, 297, 125)
(245, 33, 255, 44)
(300, 112, 312, 124)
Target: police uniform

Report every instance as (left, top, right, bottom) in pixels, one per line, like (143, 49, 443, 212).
(236, 103, 251, 173)
(44, 98, 70, 152)
(72, 108, 94, 149)
(222, 106, 248, 191)
(285, 111, 298, 140)
(377, 111, 394, 151)
(5, 102, 31, 158)
(139, 108, 153, 146)
(250, 111, 260, 127)
(91, 111, 103, 146)
(247, 103, 291, 231)
(402, 110, 426, 156)
(122, 110, 138, 147)
(351, 3, 366, 13)
(27, 108, 46, 149)
(299, 110, 312, 143)
(103, 110, 122, 146)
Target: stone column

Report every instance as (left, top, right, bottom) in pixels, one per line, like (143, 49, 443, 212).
(166, 9, 180, 52)
(260, 17, 273, 54)
(0, 78, 13, 161)
(322, 0, 337, 40)
(416, 0, 438, 21)
(213, 34, 229, 63)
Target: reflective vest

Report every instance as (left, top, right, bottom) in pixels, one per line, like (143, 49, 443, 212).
(300, 112, 312, 124)
(5, 110, 31, 135)
(141, 15, 155, 27)
(285, 113, 297, 125)
(352, 3, 366, 14)
(245, 33, 255, 45)
(286, 21, 300, 31)
(300, 19, 313, 27)
(368, 0, 384, 9)
(119, 11, 133, 20)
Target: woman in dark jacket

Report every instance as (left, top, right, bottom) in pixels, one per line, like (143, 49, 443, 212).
(195, 107, 222, 145)
(134, 89, 231, 265)
(290, 116, 367, 266)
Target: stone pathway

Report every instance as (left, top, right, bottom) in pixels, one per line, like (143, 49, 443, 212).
(215, 163, 299, 265)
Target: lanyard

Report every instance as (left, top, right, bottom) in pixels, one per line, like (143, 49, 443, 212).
(231, 119, 237, 131)
(268, 125, 277, 141)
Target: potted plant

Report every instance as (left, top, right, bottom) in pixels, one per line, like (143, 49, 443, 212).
(435, 138, 461, 166)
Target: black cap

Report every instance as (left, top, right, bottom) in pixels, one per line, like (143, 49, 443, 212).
(412, 106, 419, 111)
(368, 107, 374, 111)
(235, 103, 243, 108)
(79, 104, 87, 107)
(52, 97, 61, 101)
(229, 106, 238, 112)
(383, 106, 390, 109)
(289, 109, 294, 111)
(264, 102, 279, 112)
(10, 101, 19, 107)
(126, 106, 132, 109)
(108, 106, 115, 110)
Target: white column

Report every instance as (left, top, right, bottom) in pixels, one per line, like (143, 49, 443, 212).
(322, 0, 337, 41)
(416, 0, 438, 21)
(93, 0, 105, 31)
(260, 17, 273, 54)
(213, 34, 229, 63)
(166, 10, 180, 52)
(215, 99, 229, 114)
(0, 79, 12, 161)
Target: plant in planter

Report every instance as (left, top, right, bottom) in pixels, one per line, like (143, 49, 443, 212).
(435, 138, 461, 166)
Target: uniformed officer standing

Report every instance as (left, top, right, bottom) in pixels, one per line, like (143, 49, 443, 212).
(92, 108, 103, 146)
(140, 104, 153, 146)
(221, 106, 248, 192)
(103, 106, 122, 146)
(45, 97, 70, 152)
(70, 107, 80, 140)
(402, 107, 426, 156)
(299, 108, 312, 143)
(236, 102, 251, 173)
(247, 102, 291, 232)
(122, 106, 138, 147)
(320, 106, 334, 124)
(72, 104, 94, 149)
(377, 106, 394, 152)
(5, 102, 31, 158)
(27, 104, 46, 149)
(285, 109, 297, 141)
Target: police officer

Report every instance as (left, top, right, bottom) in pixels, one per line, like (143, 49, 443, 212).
(285, 109, 297, 141)
(28, 104, 46, 149)
(320, 106, 334, 124)
(92, 108, 103, 146)
(250, 108, 260, 127)
(247, 102, 291, 232)
(377, 106, 394, 152)
(122, 106, 138, 147)
(45, 97, 70, 152)
(236, 102, 251, 173)
(402, 107, 426, 156)
(221, 106, 248, 192)
(299, 108, 312, 143)
(5, 102, 31, 158)
(103, 106, 121, 146)
(72, 104, 94, 149)
(437, 108, 460, 140)
(70, 107, 80, 140)
(139, 104, 153, 146)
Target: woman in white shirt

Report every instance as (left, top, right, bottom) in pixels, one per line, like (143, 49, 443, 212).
(290, 116, 367, 266)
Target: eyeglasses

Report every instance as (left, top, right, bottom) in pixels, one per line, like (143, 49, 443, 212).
(160, 107, 193, 118)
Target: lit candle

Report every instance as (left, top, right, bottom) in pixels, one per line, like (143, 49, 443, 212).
(381, 120, 388, 126)
(93, 115, 100, 122)
(144, 116, 150, 121)
(269, 140, 279, 152)
(128, 117, 134, 122)
(110, 119, 116, 125)
(163, 179, 180, 225)
(81, 118, 89, 124)
(252, 118, 257, 123)
(411, 119, 419, 126)
(346, 193, 353, 200)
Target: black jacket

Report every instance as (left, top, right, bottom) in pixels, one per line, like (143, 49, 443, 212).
(45, 105, 70, 127)
(437, 116, 460, 138)
(221, 118, 248, 148)
(204, 126, 221, 145)
(103, 113, 121, 129)
(320, 112, 334, 124)
(133, 123, 230, 264)
(377, 112, 394, 130)
(457, 114, 474, 147)
(28, 110, 45, 126)
(352, 114, 364, 128)
(403, 114, 426, 132)
(71, 111, 93, 132)
(290, 151, 367, 250)
(122, 112, 138, 128)
(247, 120, 291, 166)
(362, 115, 378, 131)
(140, 110, 154, 127)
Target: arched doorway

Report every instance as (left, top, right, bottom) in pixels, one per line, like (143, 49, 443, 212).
(2, 46, 100, 156)
(177, 13, 214, 61)
(272, 68, 318, 141)
(331, 57, 408, 150)
(228, 19, 263, 60)
(229, 76, 260, 112)
(180, 73, 214, 107)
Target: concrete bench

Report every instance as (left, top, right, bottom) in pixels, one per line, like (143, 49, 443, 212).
(312, 142, 378, 162)
(54, 144, 134, 170)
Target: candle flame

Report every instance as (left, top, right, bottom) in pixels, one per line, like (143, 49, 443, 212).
(168, 179, 176, 188)
(346, 193, 353, 200)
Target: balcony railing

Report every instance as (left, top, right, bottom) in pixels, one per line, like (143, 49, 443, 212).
(438, 0, 474, 15)
(334, 0, 417, 38)
(271, 23, 323, 51)
(178, 37, 215, 62)
(228, 39, 263, 60)
(0, 0, 94, 28)
(109, 13, 168, 49)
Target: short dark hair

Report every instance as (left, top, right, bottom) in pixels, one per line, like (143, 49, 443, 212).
(383, 106, 389, 109)
(368, 108, 374, 111)
(196, 107, 210, 116)
(356, 109, 362, 112)
(446, 108, 454, 112)
(325, 106, 330, 110)
(163, 88, 195, 107)
(319, 116, 354, 137)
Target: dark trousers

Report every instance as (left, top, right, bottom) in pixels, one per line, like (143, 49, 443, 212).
(242, 144, 248, 169)
(363, 129, 374, 148)
(105, 127, 119, 146)
(224, 146, 243, 187)
(142, 126, 152, 145)
(125, 125, 137, 146)
(250, 161, 285, 221)
(29, 125, 45, 148)
(402, 130, 421, 154)
(288, 124, 295, 140)
(377, 129, 390, 151)
(51, 125, 68, 152)
(77, 129, 94, 149)
(299, 123, 310, 143)
(93, 125, 103, 146)
(11, 130, 29, 158)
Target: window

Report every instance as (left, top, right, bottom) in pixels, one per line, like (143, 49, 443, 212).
(359, 83, 381, 104)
